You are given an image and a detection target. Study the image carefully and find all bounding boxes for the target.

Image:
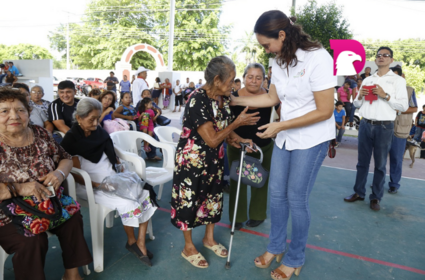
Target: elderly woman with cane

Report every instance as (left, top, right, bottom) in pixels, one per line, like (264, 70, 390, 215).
(231, 11, 337, 280)
(171, 56, 260, 268)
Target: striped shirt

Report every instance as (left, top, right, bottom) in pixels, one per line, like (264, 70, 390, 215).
(48, 98, 79, 130)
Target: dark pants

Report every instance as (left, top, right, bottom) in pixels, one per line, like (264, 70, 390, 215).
(0, 212, 92, 280)
(335, 122, 345, 143)
(175, 95, 183, 106)
(146, 125, 159, 159)
(228, 141, 273, 222)
(389, 135, 407, 190)
(344, 102, 352, 123)
(0, 74, 6, 83)
(353, 119, 394, 201)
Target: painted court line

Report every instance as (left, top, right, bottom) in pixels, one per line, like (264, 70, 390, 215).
(159, 208, 425, 275)
(322, 165, 425, 182)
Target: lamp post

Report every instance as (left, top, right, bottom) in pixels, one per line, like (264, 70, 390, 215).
(168, 0, 175, 71)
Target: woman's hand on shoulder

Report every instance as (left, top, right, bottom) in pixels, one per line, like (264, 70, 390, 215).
(235, 106, 260, 127)
(16, 182, 52, 202)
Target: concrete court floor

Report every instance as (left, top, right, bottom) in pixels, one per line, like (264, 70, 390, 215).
(4, 115, 424, 280)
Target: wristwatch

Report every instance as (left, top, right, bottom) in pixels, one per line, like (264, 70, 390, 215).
(384, 93, 390, 101)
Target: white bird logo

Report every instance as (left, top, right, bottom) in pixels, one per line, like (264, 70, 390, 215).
(336, 51, 362, 76)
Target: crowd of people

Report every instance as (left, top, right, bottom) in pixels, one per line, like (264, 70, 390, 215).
(1, 9, 425, 280)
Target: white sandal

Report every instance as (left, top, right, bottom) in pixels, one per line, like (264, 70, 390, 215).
(181, 251, 209, 268)
(203, 243, 228, 258)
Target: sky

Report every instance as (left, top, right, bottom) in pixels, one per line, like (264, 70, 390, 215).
(1, 0, 425, 60)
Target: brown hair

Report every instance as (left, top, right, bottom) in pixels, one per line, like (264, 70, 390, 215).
(88, 88, 102, 98)
(254, 10, 322, 69)
(0, 87, 31, 113)
(98, 90, 116, 110)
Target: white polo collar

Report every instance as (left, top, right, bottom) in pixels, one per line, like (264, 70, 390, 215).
(372, 69, 395, 78)
(295, 48, 306, 62)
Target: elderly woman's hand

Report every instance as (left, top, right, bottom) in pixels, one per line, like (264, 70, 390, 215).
(15, 182, 53, 202)
(226, 136, 256, 153)
(235, 107, 260, 127)
(39, 170, 64, 191)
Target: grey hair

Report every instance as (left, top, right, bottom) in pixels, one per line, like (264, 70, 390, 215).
(243, 63, 266, 79)
(31, 85, 44, 94)
(204, 56, 235, 86)
(73, 97, 102, 121)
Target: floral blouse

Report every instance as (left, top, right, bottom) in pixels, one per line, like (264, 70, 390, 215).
(29, 99, 51, 117)
(0, 125, 72, 226)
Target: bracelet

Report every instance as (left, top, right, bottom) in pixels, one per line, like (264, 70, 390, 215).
(10, 184, 18, 197)
(57, 169, 66, 180)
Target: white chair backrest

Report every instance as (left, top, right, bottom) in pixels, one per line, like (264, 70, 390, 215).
(114, 146, 147, 180)
(110, 131, 175, 170)
(154, 126, 182, 147)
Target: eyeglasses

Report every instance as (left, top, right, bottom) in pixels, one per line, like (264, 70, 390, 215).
(375, 54, 392, 58)
(31, 91, 43, 95)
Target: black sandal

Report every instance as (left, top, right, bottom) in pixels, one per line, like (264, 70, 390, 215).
(125, 242, 152, 266)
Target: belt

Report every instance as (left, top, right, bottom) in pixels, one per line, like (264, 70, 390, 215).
(364, 119, 394, 125)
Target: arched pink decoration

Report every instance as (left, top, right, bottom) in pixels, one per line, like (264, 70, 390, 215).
(120, 43, 165, 69)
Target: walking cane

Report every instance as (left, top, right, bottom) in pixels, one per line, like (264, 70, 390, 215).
(225, 142, 257, 269)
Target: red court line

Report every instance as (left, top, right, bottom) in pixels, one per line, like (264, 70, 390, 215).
(158, 208, 425, 275)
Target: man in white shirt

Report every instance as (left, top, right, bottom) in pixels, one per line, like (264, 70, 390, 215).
(344, 47, 408, 211)
(132, 66, 150, 105)
(173, 79, 183, 113)
(195, 79, 203, 89)
(182, 77, 190, 90)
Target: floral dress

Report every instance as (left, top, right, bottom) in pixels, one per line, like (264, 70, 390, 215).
(171, 88, 234, 231)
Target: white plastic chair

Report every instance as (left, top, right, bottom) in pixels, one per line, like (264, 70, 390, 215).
(70, 167, 154, 273)
(153, 126, 182, 147)
(110, 131, 175, 200)
(0, 175, 91, 280)
(125, 120, 138, 131)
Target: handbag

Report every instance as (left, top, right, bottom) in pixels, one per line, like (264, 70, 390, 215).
(156, 115, 171, 126)
(0, 186, 81, 237)
(103, 118, 130, 133)
(229, 146, 269, 189)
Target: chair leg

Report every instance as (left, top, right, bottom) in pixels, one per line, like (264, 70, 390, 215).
(147, 219, 155, 240)
(158, 184, 164, 201)
(90, 210, 105, 273)
(105, 212, 114, 228)
(82, 265, 91, 275)
(0, 247, 8, 280)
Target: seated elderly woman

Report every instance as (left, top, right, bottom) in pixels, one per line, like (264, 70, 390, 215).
(13, 83, 54, 134)
(171, 56, 260, 268)
(0, 87, 92, 280)
(61, 98, 157, 267)
(30, 85, 51, 116)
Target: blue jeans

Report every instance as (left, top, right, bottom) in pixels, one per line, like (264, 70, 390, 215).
(413, 127, 425, 142)
(267, 141, 329, 267)
(335, 122, 345, 143)
(353, 119, 394, 201)
(389, 135, 407, 190)
(146, 133, 159, 159)
(0, 74, 6, 83)
(349, 105, 356, 123)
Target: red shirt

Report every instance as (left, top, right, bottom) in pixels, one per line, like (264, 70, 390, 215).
(162, 82, 171, 95)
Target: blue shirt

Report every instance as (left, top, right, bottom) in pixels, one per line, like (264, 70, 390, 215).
(9, 65, 19, 76)
(334, 109, 346, 123)
(120, 80, 131, 92)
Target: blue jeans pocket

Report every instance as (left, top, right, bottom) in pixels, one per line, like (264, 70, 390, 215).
(381, 123, 394, 130)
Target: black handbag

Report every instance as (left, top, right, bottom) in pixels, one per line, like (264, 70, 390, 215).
(156, 115, 171, 126)
(230, 144, 269, 188)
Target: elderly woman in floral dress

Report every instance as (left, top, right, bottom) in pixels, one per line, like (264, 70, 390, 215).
(171, 56, 260, 268)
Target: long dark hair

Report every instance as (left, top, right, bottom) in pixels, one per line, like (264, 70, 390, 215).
(98, 90, 116, 110)
(254, 10, 322, 69)
(138, 98, 152, 114)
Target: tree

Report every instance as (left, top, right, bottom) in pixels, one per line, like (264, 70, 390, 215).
(0, 44, 53, 61)
(48, 0, 230, 71)
(292, 0, 352, 54)
(404, 61, 425, 93)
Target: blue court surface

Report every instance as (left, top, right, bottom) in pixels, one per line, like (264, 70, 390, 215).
(4, 162, 424, 280)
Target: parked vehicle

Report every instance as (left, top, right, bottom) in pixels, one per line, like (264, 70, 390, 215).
(53, 76, 59, 93)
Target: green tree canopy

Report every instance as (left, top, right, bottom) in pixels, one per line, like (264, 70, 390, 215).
(292, 0, 352, 53)
(48, 0, 229, 71)
(0, 44, 53, 61)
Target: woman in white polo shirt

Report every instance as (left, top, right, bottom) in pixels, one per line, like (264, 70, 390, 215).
(231, 10, 337, 280)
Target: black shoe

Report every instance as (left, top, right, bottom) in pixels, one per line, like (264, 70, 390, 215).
(246, 219, 264, 228)
(233, 222, 243, 230)
(388, 187, 398, 194)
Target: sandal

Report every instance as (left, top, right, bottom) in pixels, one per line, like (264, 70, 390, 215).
(203, 243, 228, 258)
(181, 251, 209, 268)
(254, 252, 284, 268)
(271, 266, 302, 280)
(126, 242, 152, 267)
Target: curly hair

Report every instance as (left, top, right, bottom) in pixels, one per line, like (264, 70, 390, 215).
(88, 88, 102, 98)
(0, 87, 31, 114)
(254, 10, 322, 69)
(98, 90, 116, 110)
(138, 98, 152, 114)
